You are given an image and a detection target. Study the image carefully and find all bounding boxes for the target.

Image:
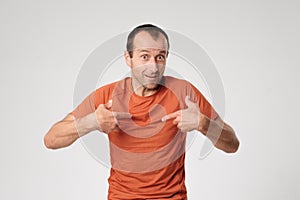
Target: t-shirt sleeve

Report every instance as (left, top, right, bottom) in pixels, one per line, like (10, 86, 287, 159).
(188, 83, 219, 120)
(71, 84, 115, 119)
(71, 91, 96, 119)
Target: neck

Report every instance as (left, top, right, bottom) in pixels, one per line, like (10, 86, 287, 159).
(131, 79, 161, 97)
(134, 85, 161, 97)
(142, 86, 160, 96)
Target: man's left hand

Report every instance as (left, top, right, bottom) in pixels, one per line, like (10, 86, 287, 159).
(161, 96, 203, 132)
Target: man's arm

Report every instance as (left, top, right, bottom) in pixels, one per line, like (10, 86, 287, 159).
(198, 115, 239, 153)
(44, 112, 100, 150)
(44, 101, 125, 150)
(44, 114, 76, 149)
(162, 96, 239, 153)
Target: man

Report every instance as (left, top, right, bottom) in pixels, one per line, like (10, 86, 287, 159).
(44, 24, 239, 199)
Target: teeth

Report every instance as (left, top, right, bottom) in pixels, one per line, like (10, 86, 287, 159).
(146, 75, 157, 78)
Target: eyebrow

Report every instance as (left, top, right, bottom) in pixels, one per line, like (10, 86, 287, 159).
(137, 49, 167, 54)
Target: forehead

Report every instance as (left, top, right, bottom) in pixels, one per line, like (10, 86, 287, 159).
(134, 48, 167, 54)
(132, 31, 168, 51)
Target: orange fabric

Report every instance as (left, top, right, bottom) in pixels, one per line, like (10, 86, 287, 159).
(72, 76, 218, 200)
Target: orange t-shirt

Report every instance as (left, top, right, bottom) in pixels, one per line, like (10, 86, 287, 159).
(72, 76, 218, 200)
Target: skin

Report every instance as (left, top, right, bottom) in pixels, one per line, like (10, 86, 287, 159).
(162, 96, 239, 153)
(125, 31, 168, 96)
(44, 30, 239, 153)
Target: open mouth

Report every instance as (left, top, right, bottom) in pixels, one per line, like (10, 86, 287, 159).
(144, 75, 159, 83)
(145, 74, 158, 79)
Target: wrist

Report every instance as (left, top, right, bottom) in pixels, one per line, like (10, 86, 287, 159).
(198, 115, 210, 134)
(74, 112, 99, 136)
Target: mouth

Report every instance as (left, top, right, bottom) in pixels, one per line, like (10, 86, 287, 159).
(144, 74, 159, 81)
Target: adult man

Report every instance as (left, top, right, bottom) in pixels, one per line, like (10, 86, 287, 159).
(44, 24, 239, 199)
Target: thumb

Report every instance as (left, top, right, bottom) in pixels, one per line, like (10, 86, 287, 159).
(104, 99, 112, 109)
(185, 96, 198, 110)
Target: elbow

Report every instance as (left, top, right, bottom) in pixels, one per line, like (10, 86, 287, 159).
(215, 138, 240, 154)
(44, 134, 58, 150)
(225, 138, 240, 153)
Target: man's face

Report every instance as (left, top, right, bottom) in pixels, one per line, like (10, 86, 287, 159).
(125, 31, 168, 91)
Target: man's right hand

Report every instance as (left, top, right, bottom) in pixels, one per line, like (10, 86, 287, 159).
(95, 100, 132, 134)
(44, 100, 132, 150)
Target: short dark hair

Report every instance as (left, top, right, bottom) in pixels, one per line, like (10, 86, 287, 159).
(126, 24, 170, 57)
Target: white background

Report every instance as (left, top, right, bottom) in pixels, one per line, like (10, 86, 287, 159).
(1, 0, 299, 199)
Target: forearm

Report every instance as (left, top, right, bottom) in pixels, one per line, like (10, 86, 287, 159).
(44, 120, 78, 149)
(44, 112, 99, 149)
(199, 116, 239, 153)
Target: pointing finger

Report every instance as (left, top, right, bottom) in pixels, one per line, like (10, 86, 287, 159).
(112, 112, 132, 125)
(173, 116, 181, 125)
(161, 111, 181, 122)
(113, 112, 132, 119)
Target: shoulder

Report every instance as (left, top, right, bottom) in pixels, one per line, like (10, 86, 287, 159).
(93, 77, 131, 105)
(164, 76, 190, 85)
(163, 76, 192, 91)
(163, 76, 197, 92)
(95, 77, 131, 94)
(163, 76, 206, 103)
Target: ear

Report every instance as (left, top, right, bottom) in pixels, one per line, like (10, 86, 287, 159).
(124, 51, 132, 68)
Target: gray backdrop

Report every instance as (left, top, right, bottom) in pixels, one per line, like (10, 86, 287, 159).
(0, 0, 299, 199)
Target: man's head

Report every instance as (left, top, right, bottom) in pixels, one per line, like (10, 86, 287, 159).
(124, 24, 170, 95)
(126, 24, 170, 57)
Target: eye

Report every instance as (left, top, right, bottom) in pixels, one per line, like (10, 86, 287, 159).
(156, 55, 165, 61)
(141, 54, 148, 60)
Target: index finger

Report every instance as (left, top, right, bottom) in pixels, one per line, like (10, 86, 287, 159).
(161, 111, 181, 122)
(113, 112, 132, 119)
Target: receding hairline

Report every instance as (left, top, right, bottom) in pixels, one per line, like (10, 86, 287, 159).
(131, 30, 168, 50)
(126, 24, 170, 57)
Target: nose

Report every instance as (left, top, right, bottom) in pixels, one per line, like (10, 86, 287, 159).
(149, 56, 157, 64)
(148, 57, 159, 73)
